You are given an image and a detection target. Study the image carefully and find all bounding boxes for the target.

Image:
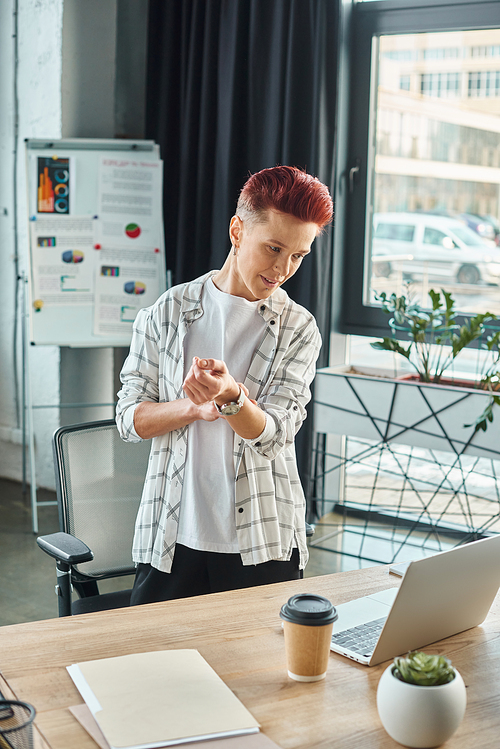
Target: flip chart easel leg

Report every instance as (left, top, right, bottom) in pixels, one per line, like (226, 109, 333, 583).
(22, 272, 39, 534)
(27, 370, 38, 535)
(21, 274, 27, 496)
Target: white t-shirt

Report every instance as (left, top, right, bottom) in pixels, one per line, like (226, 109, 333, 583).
(177, 277, 265, 552)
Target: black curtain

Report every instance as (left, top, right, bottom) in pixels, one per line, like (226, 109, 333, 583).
(146, 0, 339, 507)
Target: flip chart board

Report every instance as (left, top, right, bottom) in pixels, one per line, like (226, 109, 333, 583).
(25, 138, 166, 347)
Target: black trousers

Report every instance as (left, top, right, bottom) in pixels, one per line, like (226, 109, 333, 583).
(130, 543, 302, 606)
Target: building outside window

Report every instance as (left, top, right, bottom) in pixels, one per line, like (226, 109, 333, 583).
(420, 71, 460, 97)
(368, 29, 500, 316)
(468, 70, 500, 97)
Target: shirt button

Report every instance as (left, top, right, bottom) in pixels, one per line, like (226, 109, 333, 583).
(293, 405, 298, 411)
(255, 441, 261, 447)
(270, 320, 275, 325)
(238, 508, 244, 513)
(260, 305, 265, 311)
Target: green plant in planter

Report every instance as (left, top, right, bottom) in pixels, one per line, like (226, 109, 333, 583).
(392, 651, 455, 686)
(371, 288, 496, 384)
(371, 287, 500, 431)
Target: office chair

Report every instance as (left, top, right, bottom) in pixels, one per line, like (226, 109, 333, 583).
(37, 418, 315, 616)
(37, 419, 150, 616)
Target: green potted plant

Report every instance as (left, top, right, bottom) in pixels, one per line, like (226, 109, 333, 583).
(377, 651, 467, 748)
(371, 288, 500, 432)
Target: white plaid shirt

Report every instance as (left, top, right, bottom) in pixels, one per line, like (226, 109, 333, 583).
(116, 271, 321, 573)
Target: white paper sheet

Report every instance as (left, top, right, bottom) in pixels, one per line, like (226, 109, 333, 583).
(96, 158, 163, 249)
(92, 245, 164, 336)
(30, 215, 95, 307)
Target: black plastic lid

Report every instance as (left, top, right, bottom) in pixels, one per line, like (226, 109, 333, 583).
(280, 593, 338, 626)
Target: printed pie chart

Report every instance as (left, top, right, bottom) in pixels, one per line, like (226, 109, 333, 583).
(62, 250, 84, 264)
(125, 223, 141, 239)
(124, 281, 146, 295)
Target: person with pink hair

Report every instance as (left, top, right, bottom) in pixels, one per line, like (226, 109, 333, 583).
(117, 166, 333, 604)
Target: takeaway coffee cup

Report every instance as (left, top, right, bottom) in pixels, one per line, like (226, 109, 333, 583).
(280, 593, 337, 682)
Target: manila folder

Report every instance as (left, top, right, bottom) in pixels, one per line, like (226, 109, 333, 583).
(68, 649, 260, 749)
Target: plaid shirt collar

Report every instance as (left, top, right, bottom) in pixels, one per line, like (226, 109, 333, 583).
(181, 270, 285, 325)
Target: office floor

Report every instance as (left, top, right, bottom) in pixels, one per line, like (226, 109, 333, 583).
(0, 477, 356, 627)
(0, 478, 136, 626)
(0, 478, 60, 625)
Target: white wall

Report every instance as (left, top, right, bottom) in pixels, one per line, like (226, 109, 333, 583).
(0, 1, 19, 469)
(0, 0, 148, 489)
(0, 0, 63, 486)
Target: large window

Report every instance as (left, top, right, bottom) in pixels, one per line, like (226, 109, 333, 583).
(336, 0, 500, 336)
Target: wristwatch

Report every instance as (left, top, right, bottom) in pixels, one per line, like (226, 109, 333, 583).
(215, 386, 245, 416)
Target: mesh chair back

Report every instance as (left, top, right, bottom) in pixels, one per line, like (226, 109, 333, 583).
(54, 420, 150, 578)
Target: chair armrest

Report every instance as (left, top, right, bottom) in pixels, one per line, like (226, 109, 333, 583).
(37, 532, 94, 565)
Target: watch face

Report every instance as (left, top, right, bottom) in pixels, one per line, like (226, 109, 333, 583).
(216, 387, 245, 416)
(220, 403, 241, 416)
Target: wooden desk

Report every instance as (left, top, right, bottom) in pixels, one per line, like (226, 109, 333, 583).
(1, 567, 499, 749)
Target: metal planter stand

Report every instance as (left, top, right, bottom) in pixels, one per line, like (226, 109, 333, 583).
(310, 366, 500, 565)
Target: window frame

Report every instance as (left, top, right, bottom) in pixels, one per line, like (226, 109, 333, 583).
(334, 0, 500, 339)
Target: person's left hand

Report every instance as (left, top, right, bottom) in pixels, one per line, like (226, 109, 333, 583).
(183, 357, 240, 405)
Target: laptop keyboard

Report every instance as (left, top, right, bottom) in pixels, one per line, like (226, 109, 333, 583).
(330, 617, 387, 657)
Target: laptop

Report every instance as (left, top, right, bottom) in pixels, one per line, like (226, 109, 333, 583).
(330, 534, 500, 666)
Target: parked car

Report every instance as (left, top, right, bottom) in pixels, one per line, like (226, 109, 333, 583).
(372, 212, 500, 285)
(412, 209, 498, 246)
(458, 213, 497, 245)
(477, 214, 500, 246)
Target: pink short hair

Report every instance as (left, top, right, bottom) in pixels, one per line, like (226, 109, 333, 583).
(237, 166, 333, 230)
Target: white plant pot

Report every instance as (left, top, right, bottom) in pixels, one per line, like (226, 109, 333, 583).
(376, 665, 467, 748)
(314, 365, 500, 461)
